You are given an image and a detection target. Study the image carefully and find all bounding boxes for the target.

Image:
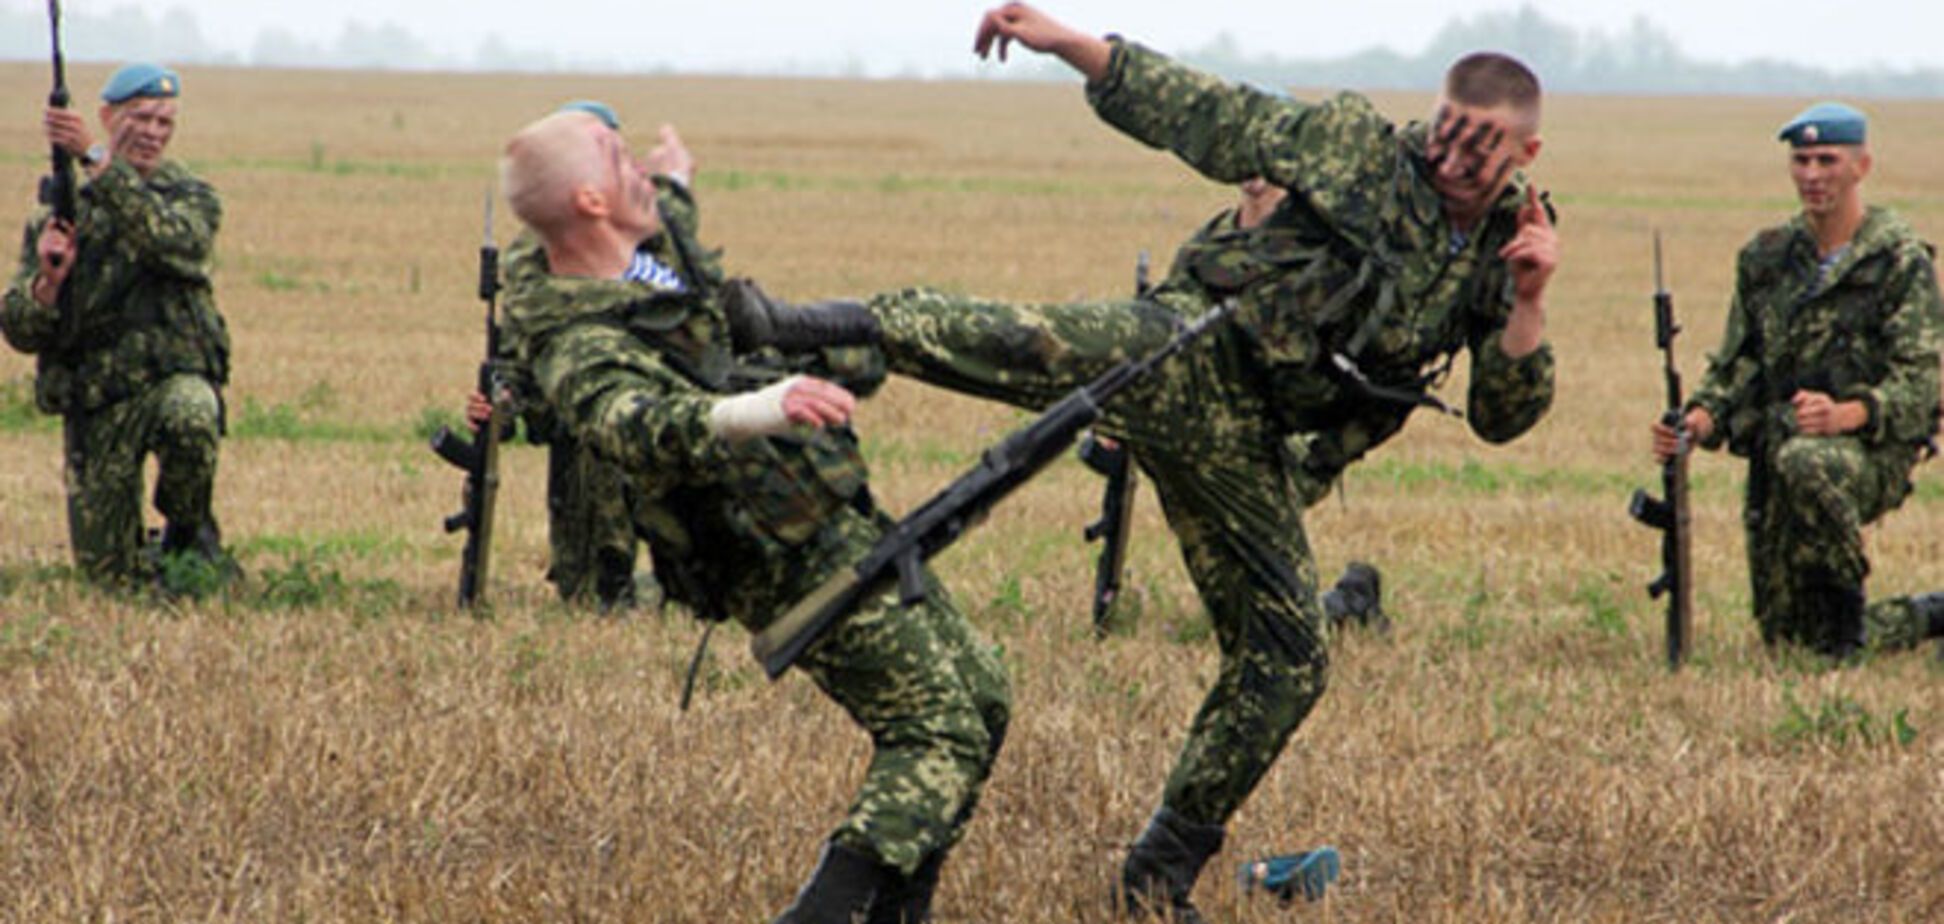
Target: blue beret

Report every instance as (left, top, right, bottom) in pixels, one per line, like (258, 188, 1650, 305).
(1778, 102, 1866, 147)
(100, 63, 180, 104)
(558, 100, 621, 130)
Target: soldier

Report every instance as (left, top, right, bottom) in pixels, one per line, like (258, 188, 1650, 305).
(2, 63, 231, 589)
(729, 4, 1559, 920)
(1652, 102, 1944, 658)
(497, 110, 1010, 923)
(462, 100, 657, 611)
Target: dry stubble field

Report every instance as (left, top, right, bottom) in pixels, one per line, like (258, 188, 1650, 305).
(1, 63, 1941, 923)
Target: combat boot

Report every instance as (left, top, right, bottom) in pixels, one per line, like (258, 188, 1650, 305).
(1914, 591, 1944, 639)
(722, 278, 881, 354)
(773, 841, 893, 924)
(864, 849, 944, 924)
(1117, 807, 1225, 924)
(1809, 580, 1867, 661)
(1322, 561, 1389, 634)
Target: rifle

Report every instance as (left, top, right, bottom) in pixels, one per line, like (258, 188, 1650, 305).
(1627, 231, 1694, 669)
(430, 191, 506, 608)
(1078, 250, 1153, 637)
(751, 300, 1235, 679)
(37, 0, 76, 232)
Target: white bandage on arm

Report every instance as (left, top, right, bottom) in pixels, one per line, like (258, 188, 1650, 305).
(707, 375, 804, 443)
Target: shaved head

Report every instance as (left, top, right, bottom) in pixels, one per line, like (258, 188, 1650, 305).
(501, 111, 608, 236)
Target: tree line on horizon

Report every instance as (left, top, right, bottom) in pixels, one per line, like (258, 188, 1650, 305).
(1, 3, 1940, 97)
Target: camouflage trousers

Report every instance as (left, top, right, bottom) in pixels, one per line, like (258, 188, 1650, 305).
(866, 286, 1329, 828)
(543, 434, 645, 607)
(1745, 434, 1930, 650)
(786, 511, 1012, 875)
(62, 373, 222, 583)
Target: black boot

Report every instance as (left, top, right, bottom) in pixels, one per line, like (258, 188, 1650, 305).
(722, 278, 881, 354)
(774, 841, 893, 924)
(1117, 807, 1225, 924)
(1915, 592, 1944, 640)
(1809, 580, 1867, 661)
(1322, 561, 1389, 634)
(864, 850, 944, 924)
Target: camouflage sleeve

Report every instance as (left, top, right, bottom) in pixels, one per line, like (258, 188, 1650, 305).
(85, 162, 220, 279)
(1085, 38, 1310, 186)
(1687, 251, 1764, 451)
(651, 177, 726, 289)
(1465, 332, 1555, 443)
(531, 319, 730, 481)
(1844, 243, 1943, 445)
(0, 216, 57, 354)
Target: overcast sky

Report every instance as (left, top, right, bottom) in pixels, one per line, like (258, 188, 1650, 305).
(9, 0, 1942, 76)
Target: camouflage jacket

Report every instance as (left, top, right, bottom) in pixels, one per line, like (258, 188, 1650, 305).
(499, 176, 720, 444)
(1, 159, 228, 415)
(1091, 40, 1554, 443)
(501, 193, 885, 626)
(1690, 206, 1943, 456)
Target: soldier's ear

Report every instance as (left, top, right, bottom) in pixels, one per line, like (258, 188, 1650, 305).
(1514, 133, 1542, 168)
(571, 183, 608, 220)
(1856, 148, 1873, 180)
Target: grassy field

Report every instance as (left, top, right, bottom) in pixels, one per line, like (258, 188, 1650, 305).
(2, 62, 1942, 923)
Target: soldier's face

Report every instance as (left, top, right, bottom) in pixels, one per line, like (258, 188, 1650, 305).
(1789, 144, 1870, 218)
(99, 98, 177, 175)
(1425, 99, 1540, 221)
(597, 126, 661, 242)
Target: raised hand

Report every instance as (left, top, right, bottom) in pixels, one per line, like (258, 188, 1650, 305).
(1498, 185, 1558, 304)
(645, 123, 694, 187)
(973, 3, 1109, 80)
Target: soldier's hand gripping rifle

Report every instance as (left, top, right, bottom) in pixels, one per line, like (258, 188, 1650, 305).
(430, 192, 506, 608)
(751, 300, 1235, 679)
(1077, 250, 1153, 637)
(1627, 232, 1694, 669)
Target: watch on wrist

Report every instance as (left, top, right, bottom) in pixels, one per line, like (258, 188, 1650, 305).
(81, 143, 107, 168)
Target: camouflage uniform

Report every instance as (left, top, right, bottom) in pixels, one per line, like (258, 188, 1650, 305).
(1162, 206, 1418, 508)
(502, 229, 651, 609)
(865, 39, 1554, 830)
(1, 159, 228, 583)
(1689, 206, 1944, 651)
(500, 179, 1010, 886)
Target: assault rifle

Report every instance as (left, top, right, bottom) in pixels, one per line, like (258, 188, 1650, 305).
(751, 300, 1235, 679)
(1078, 250, 1153, 637)
(1627, 232, 1694, 670)
(37, 0, 75, 230)
(430, 191, 506, 608)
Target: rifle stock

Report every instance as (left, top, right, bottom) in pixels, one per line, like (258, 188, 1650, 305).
(751, 300, 1234, 678)
(1627, 232, 1694, 669)
(433, 191, 505, 608)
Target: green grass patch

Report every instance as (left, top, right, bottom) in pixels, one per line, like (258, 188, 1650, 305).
(228, 395, 398, 443)
(0, 376, 56, 434)
(1771, 682, 1917, 749)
